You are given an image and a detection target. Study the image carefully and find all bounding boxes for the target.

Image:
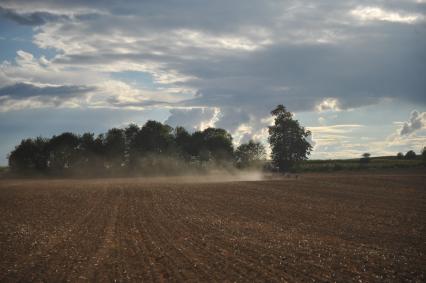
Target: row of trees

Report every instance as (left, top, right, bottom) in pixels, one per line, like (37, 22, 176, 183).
(8, 121, 267, 176)
(361, 149, 426, 164)
(396, 150, 422, 160)
(8, 105, 314, 175)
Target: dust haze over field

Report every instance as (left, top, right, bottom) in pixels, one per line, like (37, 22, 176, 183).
(159, 170, 266, 183)
(103, 170, 268, 183)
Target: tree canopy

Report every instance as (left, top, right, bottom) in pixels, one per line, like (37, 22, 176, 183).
(235, 140, 266, 168)
(8, 121, 244, 176)
(360, 152, 371, 164)
(405, 150, 417, 160)
(268, 105, 312, 172)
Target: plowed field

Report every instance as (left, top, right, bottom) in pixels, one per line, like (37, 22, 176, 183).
(0, 171, 425, 282)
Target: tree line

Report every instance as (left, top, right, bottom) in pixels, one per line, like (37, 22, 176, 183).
(360, 149, 425, 165)
(8, 105, 313, 176)
(396, 150, 423, 160)
(8, 121, 266, 176)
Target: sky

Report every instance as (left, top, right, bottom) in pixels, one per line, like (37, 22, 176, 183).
(0, 0, 425, 165)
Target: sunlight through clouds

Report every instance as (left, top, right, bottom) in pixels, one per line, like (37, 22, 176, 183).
(350, 6, 424, 24)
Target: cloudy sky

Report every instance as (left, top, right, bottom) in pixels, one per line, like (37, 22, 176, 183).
(0, 0, 425, 164)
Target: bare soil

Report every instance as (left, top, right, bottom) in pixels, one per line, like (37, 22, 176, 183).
(0, 170, 425, 282)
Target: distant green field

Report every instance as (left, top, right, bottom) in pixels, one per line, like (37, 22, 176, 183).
(295, 156, 423, 172)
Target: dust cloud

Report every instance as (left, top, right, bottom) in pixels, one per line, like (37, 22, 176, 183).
(119, 170, 269, 185)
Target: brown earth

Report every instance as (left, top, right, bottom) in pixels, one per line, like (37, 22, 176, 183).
(0, 170, 425, 282)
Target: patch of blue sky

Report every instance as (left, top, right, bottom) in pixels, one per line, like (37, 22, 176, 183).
(0, 18, 56, 62)
(111, 71, 158, 89)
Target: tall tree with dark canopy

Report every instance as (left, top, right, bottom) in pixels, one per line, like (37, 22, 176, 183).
(190, 131, 210, 162)
(268, 105, 312, 172)
(201, 127, 234, 162)
(77, 132, 105, 174)
(174, 126, 192, 161)
(136, 121, 174, 155)
(8, 137, 49, 173)
(104, 128, 126, 170)
(405, 150, 417, 160)
(124, 123, 140, 169)
(48, 133, 80, 172)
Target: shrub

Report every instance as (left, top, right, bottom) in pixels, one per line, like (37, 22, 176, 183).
(360, 153, 371, 164)
(405, 150, 416, 160)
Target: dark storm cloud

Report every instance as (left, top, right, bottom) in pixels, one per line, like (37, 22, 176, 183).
(1, 0, 280, 31)
(0, 82, 94, 99)
(177, 28, 426, 112)
(0, 6, 68, 25)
